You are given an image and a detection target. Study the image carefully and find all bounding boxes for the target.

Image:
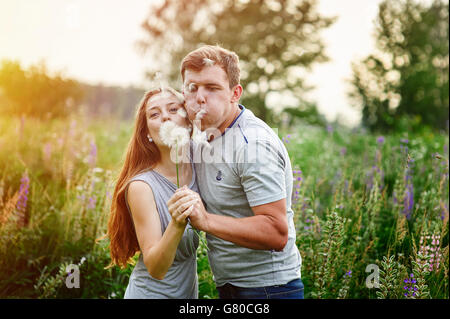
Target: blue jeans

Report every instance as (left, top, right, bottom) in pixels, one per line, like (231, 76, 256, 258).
(217, 278, 304, 299)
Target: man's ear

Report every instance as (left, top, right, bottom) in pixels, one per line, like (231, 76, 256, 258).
(231, 84, 243, 103)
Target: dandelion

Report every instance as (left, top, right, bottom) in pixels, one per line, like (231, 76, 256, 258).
(177, 108, 187, 118)
(203, 58, 215, 66)
(191, 108, 209, 146)
(192, 124, 208, 145)
(160, 121, 190, 150)
(159, 120, 190, 187)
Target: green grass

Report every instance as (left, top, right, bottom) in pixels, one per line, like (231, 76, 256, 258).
(0, 114, 448, 299)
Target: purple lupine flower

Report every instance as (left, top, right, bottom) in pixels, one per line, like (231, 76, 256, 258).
(400, 138, 409, 144)
(376, 136, 385, 144)
(344, 270, 352, 278)
(43, 142, 52, 163)
(87, 196, 97, 210)
(16, 172, 30, 226)
(441, 202, 448, 221)
(18, 115, 25, 139)
(327, 125, 332, 133)
(88, 140, 97, 168)
(402, 183, 414, 219)
(340, 147, 347, 156)
(403, 274, 417, 298)
(282, 134, 292, 144)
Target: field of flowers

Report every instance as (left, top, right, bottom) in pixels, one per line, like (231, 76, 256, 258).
(0, 114, 448, 299)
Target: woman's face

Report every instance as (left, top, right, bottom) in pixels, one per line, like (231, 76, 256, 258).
(145, 91, 190, 148)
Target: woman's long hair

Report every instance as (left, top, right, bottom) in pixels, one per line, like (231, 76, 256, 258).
(105, 88, 165, 269)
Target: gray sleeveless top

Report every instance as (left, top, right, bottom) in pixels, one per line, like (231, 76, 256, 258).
(123, 159, 199, 299)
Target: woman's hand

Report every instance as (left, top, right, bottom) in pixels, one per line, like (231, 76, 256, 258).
(168, 192, 198, 229)
(168, 186, 209, 231)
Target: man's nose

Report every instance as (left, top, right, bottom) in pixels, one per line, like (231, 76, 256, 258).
(196, 87, 207, 104)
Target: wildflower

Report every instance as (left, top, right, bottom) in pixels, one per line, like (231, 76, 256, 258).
(376, 136, 385, 144)
(340, 147, 347, 156)
(159, 120, 191, 187)
(16, 172, 30, 226)
(418, 234, 442, 272)
(327, 124, 333, 134)
(43, 142, 52, 163)
(292, 169, 303, 206)
(402, 182, 414, 219)
(400, 138, 409, 144)
(403, 273, 417, 298)
(88, 140, 97, 168)
(282, 134, 293, 144)
(344, 270, 352, 278)
(87, 196, 96, 210)
(159, 121, 190, 149)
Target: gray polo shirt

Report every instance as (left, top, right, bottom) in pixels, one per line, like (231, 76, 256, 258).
(193, 104, 302, 288)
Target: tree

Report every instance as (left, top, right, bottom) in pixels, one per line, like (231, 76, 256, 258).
(0, 60, 84, 119)
(137, 0, 335, 126)
(350, 0, 449, 133)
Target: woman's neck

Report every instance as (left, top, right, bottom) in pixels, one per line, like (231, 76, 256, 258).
(154, 145, 192, 186)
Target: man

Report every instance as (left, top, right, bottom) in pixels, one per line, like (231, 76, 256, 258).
(168, 45, 303, 299)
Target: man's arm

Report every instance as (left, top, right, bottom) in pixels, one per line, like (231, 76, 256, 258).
(167, 188, 288, 251)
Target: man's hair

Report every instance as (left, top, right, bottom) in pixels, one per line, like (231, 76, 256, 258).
(181, 45, 240, 89)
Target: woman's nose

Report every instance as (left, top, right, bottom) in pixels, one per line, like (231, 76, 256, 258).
(161, 109, 170, 121)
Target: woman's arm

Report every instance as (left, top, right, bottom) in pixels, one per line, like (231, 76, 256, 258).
(126, 181, 194, 280)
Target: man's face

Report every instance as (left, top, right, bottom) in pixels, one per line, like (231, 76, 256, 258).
(183, 65, 235, 131)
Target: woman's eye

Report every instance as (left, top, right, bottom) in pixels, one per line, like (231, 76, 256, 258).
(149, 113, 159, 118)
(169, 108, 178, 113)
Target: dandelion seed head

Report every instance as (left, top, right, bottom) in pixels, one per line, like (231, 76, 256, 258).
(159, 121, 190, 148)
(195, 109, 207, 121)
(192, 124, 208, 145)
(203, 58, 215, 66)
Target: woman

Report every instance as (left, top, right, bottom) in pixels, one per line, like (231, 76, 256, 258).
(106, 87, 200, 298)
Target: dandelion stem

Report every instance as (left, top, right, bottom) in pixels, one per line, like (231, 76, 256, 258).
(176, 142, 180, 188)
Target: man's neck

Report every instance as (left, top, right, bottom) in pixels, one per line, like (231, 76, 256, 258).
(215, 104, 241, 137)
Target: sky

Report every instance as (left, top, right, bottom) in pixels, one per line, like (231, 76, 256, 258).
(0, 0, 410, 127)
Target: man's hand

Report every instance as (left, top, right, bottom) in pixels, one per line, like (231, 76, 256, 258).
(167, 186, 209, 231)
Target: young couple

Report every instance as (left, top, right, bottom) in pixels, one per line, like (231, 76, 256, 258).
(107, 45, 303, 299)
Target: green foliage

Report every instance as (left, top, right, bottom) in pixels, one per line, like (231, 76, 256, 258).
(0, 60, 84, 119)
(376, 255, 400, 299)
(138, 0, 335, 126)
(0, 114, 448, 299)
(350, 0, 449, 133)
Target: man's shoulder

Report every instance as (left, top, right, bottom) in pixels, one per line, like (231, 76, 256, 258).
(238, 108, 278, 142)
